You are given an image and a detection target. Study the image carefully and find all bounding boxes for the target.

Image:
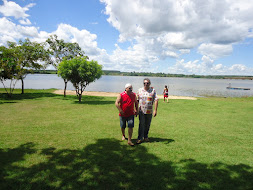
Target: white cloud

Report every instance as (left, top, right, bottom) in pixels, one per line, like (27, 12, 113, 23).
(53, 23, 102, 56)
(0, 17, 22, 44)
(229, 64, 246, 73)
(101, 0, 253, 64)
(168, 58, 253, 75)
(0, 17, 39, 44)
(19, 18, 32, 25)
(1, 0, 253, 75)
(198, 43, 233, 59)
(108, 43, 158, 71)
(179, 49, 190, 54)
(18, 25, 39, 37)
(201, 55, 214, 68)
(168, 59, 200, 74)
(0, 0, 35, 19)
(0, 0, 34, 25)
(101, 0, 253, 74)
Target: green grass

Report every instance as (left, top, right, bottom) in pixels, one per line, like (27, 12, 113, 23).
(1, 89, 253, 189)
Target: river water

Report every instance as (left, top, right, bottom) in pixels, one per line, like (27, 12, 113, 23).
(1, 74, 253, 97)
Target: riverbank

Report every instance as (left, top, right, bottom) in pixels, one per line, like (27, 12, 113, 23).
(53, 90, 198, 100)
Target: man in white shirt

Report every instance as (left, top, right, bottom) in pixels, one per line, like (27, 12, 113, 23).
(137, 78, 158, 144)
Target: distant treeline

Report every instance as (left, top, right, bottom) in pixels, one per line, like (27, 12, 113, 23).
(33, 70, 57, 74)
(32, 70, 253, 80)
(102, 70, 253, 80)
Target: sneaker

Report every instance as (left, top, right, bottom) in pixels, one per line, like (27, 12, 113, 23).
(136, 140, 143, 144)
(144, 138, 150, 142)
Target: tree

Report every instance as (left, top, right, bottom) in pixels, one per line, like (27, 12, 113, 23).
(58, 57, 103, 103)
(1, 39, 49, 96)
(8, 39, 50, 94)
(0, 46, 19, 97)
(46, 34, 87, 97)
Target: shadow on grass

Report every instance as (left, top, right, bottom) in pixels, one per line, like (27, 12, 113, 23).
(0, 91, 115, 105)
(63, 95, 115, 105)
(73, 100, 115, 105)
(0, 101, 17, 104)
(0, 92, 59, 102)
(147, 137, 175, 144)
(1, 139, 253, 190)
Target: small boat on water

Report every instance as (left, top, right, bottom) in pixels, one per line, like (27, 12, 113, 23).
(226, 87, 250, 90)
(226, 83, 251, 90)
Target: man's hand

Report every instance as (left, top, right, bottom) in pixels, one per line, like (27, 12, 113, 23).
(153, 110, 157, 117)
(119, 110, 124, 116)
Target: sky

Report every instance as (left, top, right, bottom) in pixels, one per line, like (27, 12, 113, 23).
(1, 0, 253, 75)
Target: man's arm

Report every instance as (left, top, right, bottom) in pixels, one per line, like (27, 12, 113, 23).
(153, 100, 158, 117)
(134, 95, 139, 116)
(153, 90, 158, 117)
(115, 94, 124, 115)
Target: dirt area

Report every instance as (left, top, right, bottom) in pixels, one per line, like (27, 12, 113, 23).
(53, 90, 197, 100)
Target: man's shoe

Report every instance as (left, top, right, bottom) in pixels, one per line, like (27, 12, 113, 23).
(136, 140, 142, 144)
(144, 138, 150, 142)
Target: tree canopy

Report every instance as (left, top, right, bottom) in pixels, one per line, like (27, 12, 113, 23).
(58, 57, 102, 102)
(0, 39, 49, 95)
(0, 46, 19, 97)
(46, 34, 88, 96)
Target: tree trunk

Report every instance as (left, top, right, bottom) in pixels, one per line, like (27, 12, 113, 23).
(64, 80, 67, 97)
(21, 78, 24, 94)
(78, 94, 82, 103)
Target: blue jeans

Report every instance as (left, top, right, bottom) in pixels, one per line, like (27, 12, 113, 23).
(138, 111, 152, 140)
(119, 115, 134, 129)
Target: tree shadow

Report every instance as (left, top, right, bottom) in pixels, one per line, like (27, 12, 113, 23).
(1, 139, 253, 189)
(70, 95, 115, 105)
(0, 143, 37, 189)
(0, 101, 17, 104)
(0, 91, 59, 102)
(0, 92, 115, 105)
(73, 100, 115, 105)
(147, 137, 175, 144)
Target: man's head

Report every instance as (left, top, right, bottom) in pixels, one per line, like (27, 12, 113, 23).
(125, 83, 133, 93)
(143, 78, 151, 90)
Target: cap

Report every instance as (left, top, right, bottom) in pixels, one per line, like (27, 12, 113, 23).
(125, 83, 132, 89)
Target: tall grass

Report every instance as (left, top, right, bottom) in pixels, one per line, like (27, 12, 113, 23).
(1, 89, 253, 189)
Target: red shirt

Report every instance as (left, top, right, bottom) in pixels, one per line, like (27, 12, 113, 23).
(119, 91, 136, 117)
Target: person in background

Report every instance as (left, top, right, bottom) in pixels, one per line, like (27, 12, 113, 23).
(137, 78, 158, 144)
(163, 85, 169, 102)
(115, 83, 138, 146)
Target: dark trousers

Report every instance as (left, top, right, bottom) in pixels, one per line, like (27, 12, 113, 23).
(138, 111, 152, 140)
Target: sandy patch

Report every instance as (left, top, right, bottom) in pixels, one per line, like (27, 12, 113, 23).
(53, 90, 197, 100)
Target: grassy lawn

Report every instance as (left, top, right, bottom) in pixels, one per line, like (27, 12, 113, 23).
(1, 89, 253, 189)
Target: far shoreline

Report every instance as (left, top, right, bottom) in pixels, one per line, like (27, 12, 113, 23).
(32, 70, 253, 80)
